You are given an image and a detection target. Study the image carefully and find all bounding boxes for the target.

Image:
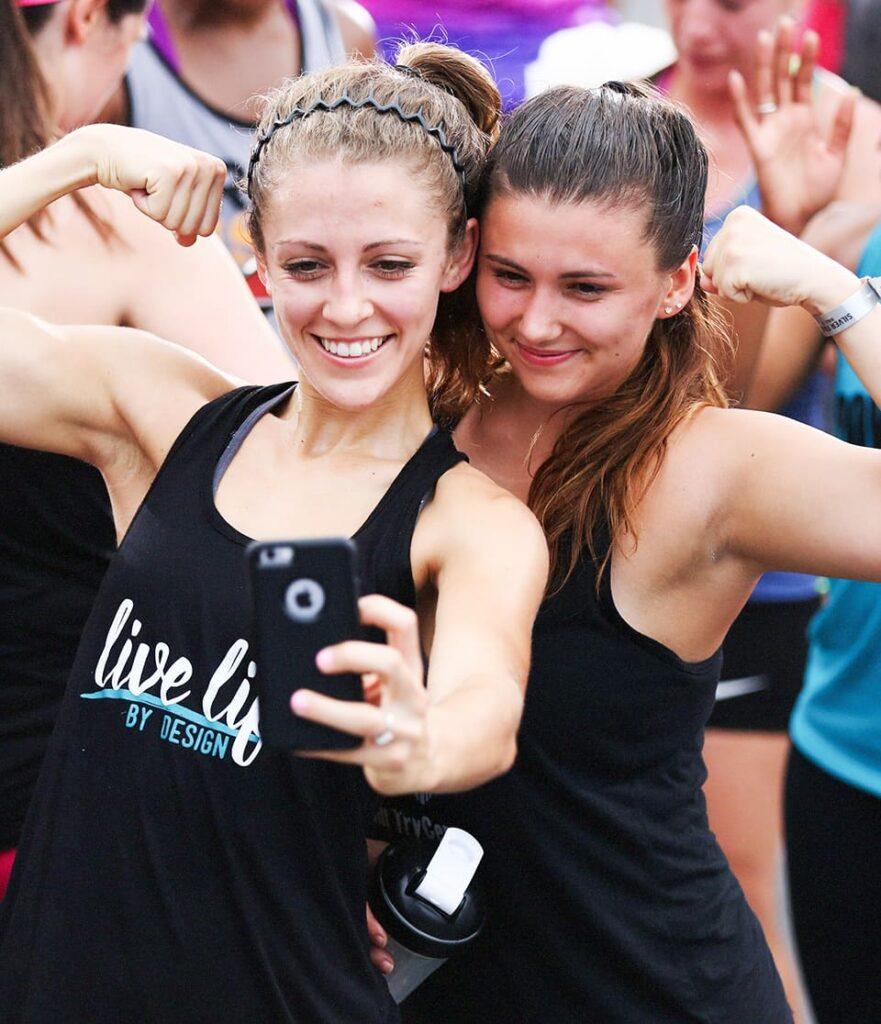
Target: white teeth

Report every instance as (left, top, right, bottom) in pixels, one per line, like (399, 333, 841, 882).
(318, 336, 388, 358)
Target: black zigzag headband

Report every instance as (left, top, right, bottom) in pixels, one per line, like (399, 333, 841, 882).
(247, 90, 466, 196)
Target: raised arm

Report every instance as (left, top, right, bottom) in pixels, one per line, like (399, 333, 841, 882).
(703, 205, 881, 581)
(0, 127, 237, 494)
(0, 123, 226, 245)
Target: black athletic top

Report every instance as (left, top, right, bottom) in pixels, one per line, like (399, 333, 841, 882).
(381, 534, 794, 1024)
(0, 383, 466, 1024)
(0, 446, 114, 851)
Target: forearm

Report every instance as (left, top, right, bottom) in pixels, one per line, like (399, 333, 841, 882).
(0, 130, 97, 239)
(422, 674, 523, 793)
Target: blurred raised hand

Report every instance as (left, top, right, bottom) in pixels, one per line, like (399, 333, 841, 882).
(729, 16, 856, 237)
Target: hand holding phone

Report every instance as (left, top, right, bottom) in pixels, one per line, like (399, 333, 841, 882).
(248, 538, 364, 751)
(293, 592, 434, 795)
(247, 540, 432, 791)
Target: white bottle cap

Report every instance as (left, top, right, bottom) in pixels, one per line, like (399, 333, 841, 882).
(413, 828, 484, 916)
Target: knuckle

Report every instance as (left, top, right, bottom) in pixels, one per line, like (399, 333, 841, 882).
(386, 748, 408, 772)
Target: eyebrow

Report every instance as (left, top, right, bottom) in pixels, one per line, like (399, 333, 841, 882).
(485, 253, 616, 280)
(274, 238, 424, 252)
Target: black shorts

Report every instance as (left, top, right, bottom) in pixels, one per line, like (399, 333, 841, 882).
(708, 596, 820, 733)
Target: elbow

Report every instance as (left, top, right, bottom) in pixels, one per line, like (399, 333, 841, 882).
(491, 689, 524, 779)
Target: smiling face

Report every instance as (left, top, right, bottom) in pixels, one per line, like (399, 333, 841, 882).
(665, 0, 793, 95)
(476, 192, 696, 408)
(257, 158, 474, 412)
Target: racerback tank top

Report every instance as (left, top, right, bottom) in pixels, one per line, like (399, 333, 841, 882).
(0, 383, 465, 1023)
(383, 532, 793, 1024)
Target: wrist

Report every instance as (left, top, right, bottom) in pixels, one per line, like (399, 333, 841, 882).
(48, 127, 102, 194)
(802, 267, 862, 319)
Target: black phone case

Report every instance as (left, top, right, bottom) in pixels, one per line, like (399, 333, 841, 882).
(247, 538, 363, 751)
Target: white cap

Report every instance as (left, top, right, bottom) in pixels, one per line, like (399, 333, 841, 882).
(414, 828, 484, 916)
(524, 21, 677, 97)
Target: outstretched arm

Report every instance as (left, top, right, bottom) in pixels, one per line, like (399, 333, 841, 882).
(290, 471, 549, 795)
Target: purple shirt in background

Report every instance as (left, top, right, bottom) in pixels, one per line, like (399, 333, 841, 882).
(364, 0, 614, 107)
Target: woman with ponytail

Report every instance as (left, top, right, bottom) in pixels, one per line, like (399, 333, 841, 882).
(0, 42, 546, 1022)
(377, 80, 881, 1023)
(0, 0, 291, 902)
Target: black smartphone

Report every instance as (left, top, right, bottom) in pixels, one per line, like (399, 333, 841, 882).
(247, 537, 363, 751)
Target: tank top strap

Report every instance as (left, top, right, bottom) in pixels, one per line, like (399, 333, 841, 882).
(356, 428, 468, 605)
(130, 382, 294, 528)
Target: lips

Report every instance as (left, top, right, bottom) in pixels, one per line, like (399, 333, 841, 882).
(513, 340, 580, 367)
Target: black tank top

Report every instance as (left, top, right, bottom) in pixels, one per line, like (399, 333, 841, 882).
(0, 446, 114, 850)
(382, 535, 793, 1024)
(0, 383, 465, 1024)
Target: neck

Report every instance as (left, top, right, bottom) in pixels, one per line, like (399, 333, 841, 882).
(486, 374, 582, 466)
(164, 0, 279, 32)
(283, 370, 434, 463)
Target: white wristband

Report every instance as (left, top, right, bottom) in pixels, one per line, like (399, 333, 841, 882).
(814, 277, 881, 338)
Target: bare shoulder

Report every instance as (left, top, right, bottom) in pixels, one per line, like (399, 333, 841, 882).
(327, 0, 376, 58)
(424, 461, 548, 566)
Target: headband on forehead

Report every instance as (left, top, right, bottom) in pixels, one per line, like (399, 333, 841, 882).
(247, 90, 466, 197)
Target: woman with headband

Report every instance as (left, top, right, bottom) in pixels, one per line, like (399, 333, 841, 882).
(0, 43, 547, 1022)
(0, 0, 290, 902)
(377, 80, 881, 1024)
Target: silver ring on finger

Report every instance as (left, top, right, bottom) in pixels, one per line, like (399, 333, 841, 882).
(373, 712, 396, 747)
(756, 101, 777, 115)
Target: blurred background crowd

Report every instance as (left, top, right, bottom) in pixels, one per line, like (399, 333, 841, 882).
(3, 2, 881, 1022)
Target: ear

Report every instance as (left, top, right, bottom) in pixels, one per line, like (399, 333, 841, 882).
(64, 0, 111, 45)
(440, 218, 479, 293)
(657, 246, 698, 320)
(255, 252, 272, 294)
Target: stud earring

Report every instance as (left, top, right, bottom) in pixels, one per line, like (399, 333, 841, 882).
(664, 306, 672, 315)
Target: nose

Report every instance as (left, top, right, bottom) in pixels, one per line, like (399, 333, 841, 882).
(517, 291, 563, 345)
(321, 272, 373, 330)
(671, 0, 716, 49)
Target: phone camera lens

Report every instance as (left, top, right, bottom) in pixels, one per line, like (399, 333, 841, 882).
(285, 579, 325, 622)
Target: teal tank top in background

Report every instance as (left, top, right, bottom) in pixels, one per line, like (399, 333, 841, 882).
(791, 220, 881, 797)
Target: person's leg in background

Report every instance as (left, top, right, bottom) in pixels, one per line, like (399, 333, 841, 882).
(785, 746, 881, 1024)
(704, 598, 818, 1024)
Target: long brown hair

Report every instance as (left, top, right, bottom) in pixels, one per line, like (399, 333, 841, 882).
(245, 42, 502, 424)
(0, 0, 144, 267)
(478, 82, 733, 588)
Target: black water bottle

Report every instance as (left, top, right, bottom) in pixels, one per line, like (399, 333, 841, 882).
(368, 828, 486, 1002)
